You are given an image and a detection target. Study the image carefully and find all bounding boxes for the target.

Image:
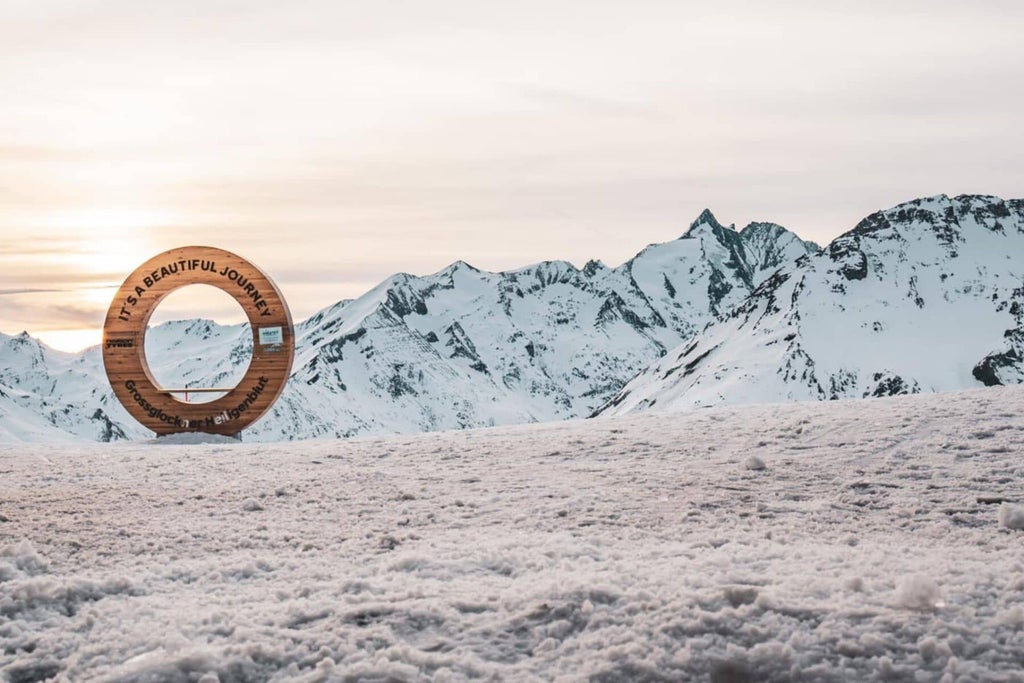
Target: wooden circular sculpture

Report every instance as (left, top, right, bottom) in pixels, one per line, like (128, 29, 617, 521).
(103, 246, 294, 437)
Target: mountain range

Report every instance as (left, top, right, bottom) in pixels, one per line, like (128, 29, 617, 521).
(1, 194, 1020, 442)
(596, 194, 1024, 416)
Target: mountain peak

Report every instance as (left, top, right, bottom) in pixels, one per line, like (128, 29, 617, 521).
(843, 193, 1018, 244)
(7, 331, 39, 347)
(687, 208, 726, 233)
(440, 260, 479, 275)
(582, 259, 607, 277)
(740, 221, 783, 236)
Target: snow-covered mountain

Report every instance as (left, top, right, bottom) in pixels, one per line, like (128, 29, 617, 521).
(0, 333, 128, 442)
(1, 211, 815, 441)
(597, 194, 1024, 417)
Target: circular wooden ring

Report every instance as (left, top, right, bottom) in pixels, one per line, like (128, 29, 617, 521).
(102, 246, 294, 437)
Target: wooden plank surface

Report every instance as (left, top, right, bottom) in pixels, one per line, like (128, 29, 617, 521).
(102, 246, 294, 437)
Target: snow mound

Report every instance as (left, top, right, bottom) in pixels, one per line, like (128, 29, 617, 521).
(894, 575, 943, 611)
(998, 503, 1024, 530)
(0, 539, 49, 581)
(742, 455, 766, 471)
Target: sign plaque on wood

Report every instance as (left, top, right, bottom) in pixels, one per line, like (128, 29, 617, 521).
(102, 246, 295, 437)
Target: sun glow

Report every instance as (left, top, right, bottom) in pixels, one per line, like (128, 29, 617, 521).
(0, 208, 181, 352)
(34, 328, 103, 353)
(41, 207, 168, 277)
(44, 207, 174, 233)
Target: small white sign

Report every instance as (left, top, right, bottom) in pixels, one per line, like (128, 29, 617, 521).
(259, 326, 283, 345)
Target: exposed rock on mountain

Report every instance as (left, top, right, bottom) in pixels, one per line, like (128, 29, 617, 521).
(596, 194, 1024, 417)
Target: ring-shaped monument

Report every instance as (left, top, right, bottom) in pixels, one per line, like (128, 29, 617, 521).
(103, 246, 294, 437)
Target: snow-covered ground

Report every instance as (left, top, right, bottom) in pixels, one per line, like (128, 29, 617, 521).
(2, 387, 1023, 682)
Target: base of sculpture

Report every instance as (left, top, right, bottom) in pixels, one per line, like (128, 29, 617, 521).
(154, 431, 244, 442)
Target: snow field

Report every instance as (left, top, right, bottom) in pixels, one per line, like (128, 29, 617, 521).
(2, 386, 1024, 681)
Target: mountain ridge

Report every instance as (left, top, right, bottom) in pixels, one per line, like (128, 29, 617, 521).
(595, 193, 1024, 418)
(9, 195, 1021, 442)
(1, 207, 816, 442)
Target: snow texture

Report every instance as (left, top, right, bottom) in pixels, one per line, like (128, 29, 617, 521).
(3, 386, 1024, 681)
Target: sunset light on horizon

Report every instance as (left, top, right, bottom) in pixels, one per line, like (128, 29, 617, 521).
(2, 0, 1022, 351)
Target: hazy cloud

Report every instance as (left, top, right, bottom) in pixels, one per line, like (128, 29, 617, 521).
(0, 288, 69, 296)
(0, 295, 102, 331)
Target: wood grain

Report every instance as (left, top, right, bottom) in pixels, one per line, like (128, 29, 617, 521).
(102, 246, 295, 437)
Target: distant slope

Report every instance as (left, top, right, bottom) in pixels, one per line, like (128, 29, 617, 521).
(596, 194, 1024, 417)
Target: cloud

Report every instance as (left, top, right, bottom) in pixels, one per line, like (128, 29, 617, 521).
(1, 0, 1022, 338)
(0, 144, 104, 162)
(0, 236, 79, 257)
(511, 84, 657, 118)
(0, 295, 103, 331)
(0, 288, 69, 296)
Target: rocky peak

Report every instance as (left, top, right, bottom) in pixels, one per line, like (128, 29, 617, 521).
(740, 221, 821, 279)
(442, 260, 479, 274)
(1, 331, 46, 367)
(683, 208, 732, 237)
(582, 259, 607, 277)
(832, 194, 1024, 272)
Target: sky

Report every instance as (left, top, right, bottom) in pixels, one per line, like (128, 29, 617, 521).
(1, 0, 1022, 352)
